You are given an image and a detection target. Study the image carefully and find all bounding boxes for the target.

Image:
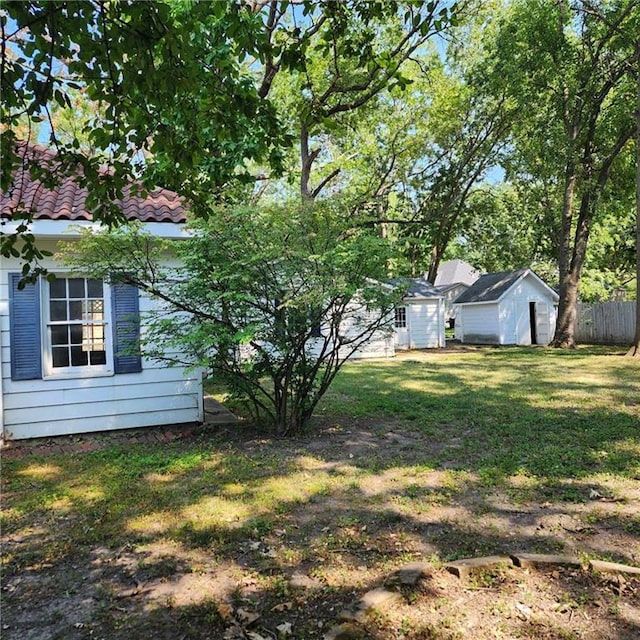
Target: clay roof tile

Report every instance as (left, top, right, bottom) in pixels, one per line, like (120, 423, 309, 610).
(1, 144, 188, 224)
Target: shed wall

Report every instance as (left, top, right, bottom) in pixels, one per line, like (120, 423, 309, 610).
(405, 300, 444, 349)
(319, 303, 395, 359)
(456, 274, 557, 346)
(458, 304, 501, 344)
(501, 277, 557, 345)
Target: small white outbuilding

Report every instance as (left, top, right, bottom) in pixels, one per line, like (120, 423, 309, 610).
(454, 269, 558, 346)
(1, 144, 203, 441)
(391, 278, 446, 350)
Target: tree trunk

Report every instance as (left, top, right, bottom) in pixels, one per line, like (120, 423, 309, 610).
(552, 267, 580, 349)
(300, 121, 315, 202)
(427, 243, 441, 283)
(551, 163, 578, 347)
(553, 206, 594, 348)
(628, 48, 640, 357)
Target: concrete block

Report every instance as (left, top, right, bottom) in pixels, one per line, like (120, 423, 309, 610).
(510, 553, 582, 569)
(445, 555, 512, 578)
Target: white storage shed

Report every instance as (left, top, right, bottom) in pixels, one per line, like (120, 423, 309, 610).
(454, 269, 558, 346)
(392, 278, 446, 350)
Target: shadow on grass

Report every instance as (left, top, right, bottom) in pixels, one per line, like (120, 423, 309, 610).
(3, 347, 639, 639)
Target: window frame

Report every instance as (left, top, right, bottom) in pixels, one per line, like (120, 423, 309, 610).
(41, 274, 114, 379)
(394, 306, 407, 329)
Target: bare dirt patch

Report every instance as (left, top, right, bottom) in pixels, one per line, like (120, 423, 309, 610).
(2, 421, 639, 639)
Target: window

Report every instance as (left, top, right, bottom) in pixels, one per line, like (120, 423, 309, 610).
(394, 306, 407, 328)
(9, 273, 142, 381)
(45, 277, 111, 374)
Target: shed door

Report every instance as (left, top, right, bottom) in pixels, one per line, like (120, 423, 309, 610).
(394, 306, 409, 349)
(534, 302, 551, 345)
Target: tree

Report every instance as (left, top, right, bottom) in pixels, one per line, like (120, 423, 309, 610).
(487, 0, 637, 348)
(2, 1, 289, 276)
(392, 73, 516, 281)
(61, 201, 402, 435)
(629, 39, 640, 356)
(248, 1, 460, 204)
(445, 184, 556, 279)
(2, 1, 459, 280)
(279, 3, 517, 281)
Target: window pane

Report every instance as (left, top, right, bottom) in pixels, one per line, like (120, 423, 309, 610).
(69, 300, 83, 320)
(394, 307, 407, 328)
(87, 279, 103, 298)
(82, 323, 104, 349)
(51, 325, 69, 346)
(50, 278, 66, 299)
(68, 278, 85, 298)
(70, 324, 83, 345)
(90, 350, 106, 365)
(52, 347, 69, 368)
(85, 300, 104, 320)
(50, 300, 68, 321)
(71, 346, 88, 366)
(91, 325, 105, 342)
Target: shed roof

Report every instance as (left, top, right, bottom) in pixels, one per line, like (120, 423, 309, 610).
(391, 277, 442, 300)
(1, 144, 187, 224)
(435, 282, 468, 295)
(454, 269, 558, 305)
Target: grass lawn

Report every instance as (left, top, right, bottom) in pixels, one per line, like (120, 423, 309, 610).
(2, 346, 639, 640)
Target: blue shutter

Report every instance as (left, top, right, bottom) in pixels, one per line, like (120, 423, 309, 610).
(9, 273, 42, 380)
(111, 282, 142, 374)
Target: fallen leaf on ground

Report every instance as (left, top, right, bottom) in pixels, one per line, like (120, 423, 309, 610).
(217, 602, 234, 621)
(237, 607, 261, 626)
(277, 621, 293, 636)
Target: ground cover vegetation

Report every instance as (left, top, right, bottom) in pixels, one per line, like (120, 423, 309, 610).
(2, 348, 639, 639)
(2, 0, 639, 351)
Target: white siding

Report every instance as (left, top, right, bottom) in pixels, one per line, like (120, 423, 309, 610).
(459, 304, 501, 344)
(501, 276, 557, 346)
(1, 235, 203, 440)
(399, 299, 445, 349)
(440, 284, 468, 326)
(317, 303, 395, 360)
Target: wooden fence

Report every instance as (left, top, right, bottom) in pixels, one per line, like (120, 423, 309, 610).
(576, 301, 636, 345)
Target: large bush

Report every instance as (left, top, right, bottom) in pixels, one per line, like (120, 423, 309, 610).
(63, 202, 402, 434)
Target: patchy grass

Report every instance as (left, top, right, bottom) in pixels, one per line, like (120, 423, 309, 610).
(3, 346, 639, 640)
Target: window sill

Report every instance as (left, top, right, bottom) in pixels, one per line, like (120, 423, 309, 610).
(43, 368, 114, 380)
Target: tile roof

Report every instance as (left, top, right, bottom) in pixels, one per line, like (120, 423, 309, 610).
(1, 144, 187, 223)
(390, 277, 442, 299)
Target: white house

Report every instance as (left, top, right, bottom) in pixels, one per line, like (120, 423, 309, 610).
(391, 278, 446, 350)
(435, 259, 481, 287)
(454, 269, 559, 346)
(1, 145, 203, 440)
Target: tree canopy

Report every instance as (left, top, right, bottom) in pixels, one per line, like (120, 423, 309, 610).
(2, 0, 638, 350)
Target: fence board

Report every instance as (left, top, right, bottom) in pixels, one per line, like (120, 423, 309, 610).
(576, 302, 636, 344)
